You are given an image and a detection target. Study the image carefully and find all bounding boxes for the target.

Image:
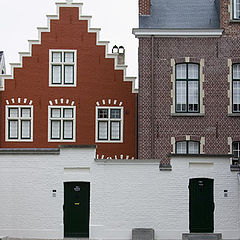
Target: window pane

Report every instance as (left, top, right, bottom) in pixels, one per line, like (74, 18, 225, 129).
(98, 121, 108, 140)
(189, 141, 199, 154)
(233, 142, 240, 158)
(234, 0, 240, 18)
(51, 108, 61, 118)
(63, 108, 73, 118)
(188, 81, 199, 112)
(176, 81, 187, 112)
(110, 109, 121, 119)
(21, 108, 31, 118)
(98, 109, 108, 118)
(188, 64, 199, 79)
(9, 120, 18, 139)
(51, 120, 61, 139)
(64, 65, 74, 84)
(233, 64, 240, 79)
(176, 141, 187, 154)
(176, 64, 187, 79)
(64, 52, 74, 62)
(9, 108, 18, 118)
(52, 52, 62, 62)
(21, 120, 30, 139)
(63, 120, 73, 139)
(52, 65, 62, 84)
(110, 121, 120, 140)
(233, 81, 240, 107)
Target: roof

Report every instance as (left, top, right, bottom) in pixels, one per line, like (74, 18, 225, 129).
(139, 0, 220, 29)
(0, 51, 3, 62)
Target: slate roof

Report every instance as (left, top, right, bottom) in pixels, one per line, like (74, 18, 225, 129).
(0, 51, 3, 62)
(140, 0, 220, 29)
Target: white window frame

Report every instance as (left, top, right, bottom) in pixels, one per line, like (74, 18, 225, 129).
(49, 49, 77, 87)
(95, 106, 123, 143)
(5, 105, 33, 142)
(48, 106, 76, 142)
(233, 0, 240, 19)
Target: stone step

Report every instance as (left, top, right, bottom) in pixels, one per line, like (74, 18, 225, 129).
(182, 233, 222, 240)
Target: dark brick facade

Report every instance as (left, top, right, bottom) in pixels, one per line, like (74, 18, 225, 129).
(139, 0, 150, 15)
(138, 0, 240, 162)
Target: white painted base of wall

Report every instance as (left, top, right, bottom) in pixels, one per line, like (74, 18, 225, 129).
(0, 149, 239, 240)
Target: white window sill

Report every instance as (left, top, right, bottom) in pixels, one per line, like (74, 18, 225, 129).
(229, 19, 240, 23)
(5, 139, 33, 142)
(96, 140, 123, 143)
(228, 113, 240, 117)
(49, 84, 76, 87)
(48, 139, 76, 142)
(171, 113, 205, 117)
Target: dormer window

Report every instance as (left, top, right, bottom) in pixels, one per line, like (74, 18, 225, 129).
(233, 0, 240, 19)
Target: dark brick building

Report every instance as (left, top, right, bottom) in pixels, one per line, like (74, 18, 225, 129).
(134, 0, 240, 165)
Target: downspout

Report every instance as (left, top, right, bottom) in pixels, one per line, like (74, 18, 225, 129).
(151, 36, 154, 158)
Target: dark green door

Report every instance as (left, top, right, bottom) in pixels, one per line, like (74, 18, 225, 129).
(189, 178, 214, 233)
(64, 182, 90, 237)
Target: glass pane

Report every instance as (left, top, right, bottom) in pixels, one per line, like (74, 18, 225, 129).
(176, 81, 187, 112)
(9, 120, 18, 139)
(233, 64, 240, 79)
(233, 142, 240, 159)
(51, 120, 61, 139)
(52, 65, 62, 84)
(98, 121, 108, 140)
(110, 121, 120, 140)
(64, 52, 74, 62)
(234, 0, 240, 18)
(64, 65, 74, 84)
(63, 108, 73, 118)
(9, 108, 18, 118)
(176, 64, 187, 79)
(21, 120, 30, 139)
(188, 141, 199, 154)
(21, 108, 31, 118)
(188, 81, 199, 112)
(52, 52, 62, 62)
(233, 81, 240, 106)
(63, 121, 73, 139)
(51, 108, 61, 118)
(188, 64, 199, 79)
(176, 141, 187, 154)
(110, 109, 121, 119)
(98, 109, 108, 118)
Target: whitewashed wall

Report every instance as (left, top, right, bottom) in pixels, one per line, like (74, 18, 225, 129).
(0, 149, 239, 240)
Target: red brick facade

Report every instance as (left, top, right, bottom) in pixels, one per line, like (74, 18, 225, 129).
(0, 5, 137, 159)
(138, 1, 240, 162)
(139, 0, 150, 15)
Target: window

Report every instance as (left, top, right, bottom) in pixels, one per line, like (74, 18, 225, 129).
(48, 106, 76, 141)
(233, 0, 240, 19)
(176, 63, 199, 113)
(232, 64, 240, 112)
(6, 106, 33, 141)
(49, 50, 77, 86)
(232, 142, 240, 165)
(96, 107, 123, 142)
(176, 141, 200, 154)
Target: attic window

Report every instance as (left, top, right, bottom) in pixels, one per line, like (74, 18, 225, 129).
(233, 0, 240, 19)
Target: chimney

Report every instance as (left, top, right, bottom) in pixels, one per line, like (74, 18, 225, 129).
(112, 45, 125, 65)
(139, 0, 151, 15)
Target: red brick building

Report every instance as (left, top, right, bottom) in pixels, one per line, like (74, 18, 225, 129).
(134, 0, 240, 167)
(0, 1, 137, 159)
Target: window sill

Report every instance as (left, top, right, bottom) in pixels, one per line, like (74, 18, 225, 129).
(95, 140, 123, 143)
(171, 113, 205, 117)
(228, 113, 240, 117)
(229, 19, 240, 23)
(5, 139, 33, 142)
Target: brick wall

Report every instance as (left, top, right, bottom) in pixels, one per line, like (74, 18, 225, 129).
(139, 0, 150, 15)
(138, 36, 240, 163)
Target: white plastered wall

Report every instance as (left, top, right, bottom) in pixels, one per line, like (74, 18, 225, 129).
(0, 150, 239, 240)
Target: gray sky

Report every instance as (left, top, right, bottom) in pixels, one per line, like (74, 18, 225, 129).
(0, 0, 138, 78)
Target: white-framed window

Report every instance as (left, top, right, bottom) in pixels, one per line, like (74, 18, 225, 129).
(49, 49, 77, 87)
(233, 0, 240, 19)
(48, 106, 76, 142)
(96, 106, 123, 143)
(6, 105, 33, 141)
(176, 141, 200, 154)
(232, 141, 240, 165)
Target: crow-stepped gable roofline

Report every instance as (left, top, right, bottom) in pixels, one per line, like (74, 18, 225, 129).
(0, 0, 138, 93)
(139, 0, 221, 29)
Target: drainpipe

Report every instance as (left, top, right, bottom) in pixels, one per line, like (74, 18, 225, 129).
(151, 36, 155, 159)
